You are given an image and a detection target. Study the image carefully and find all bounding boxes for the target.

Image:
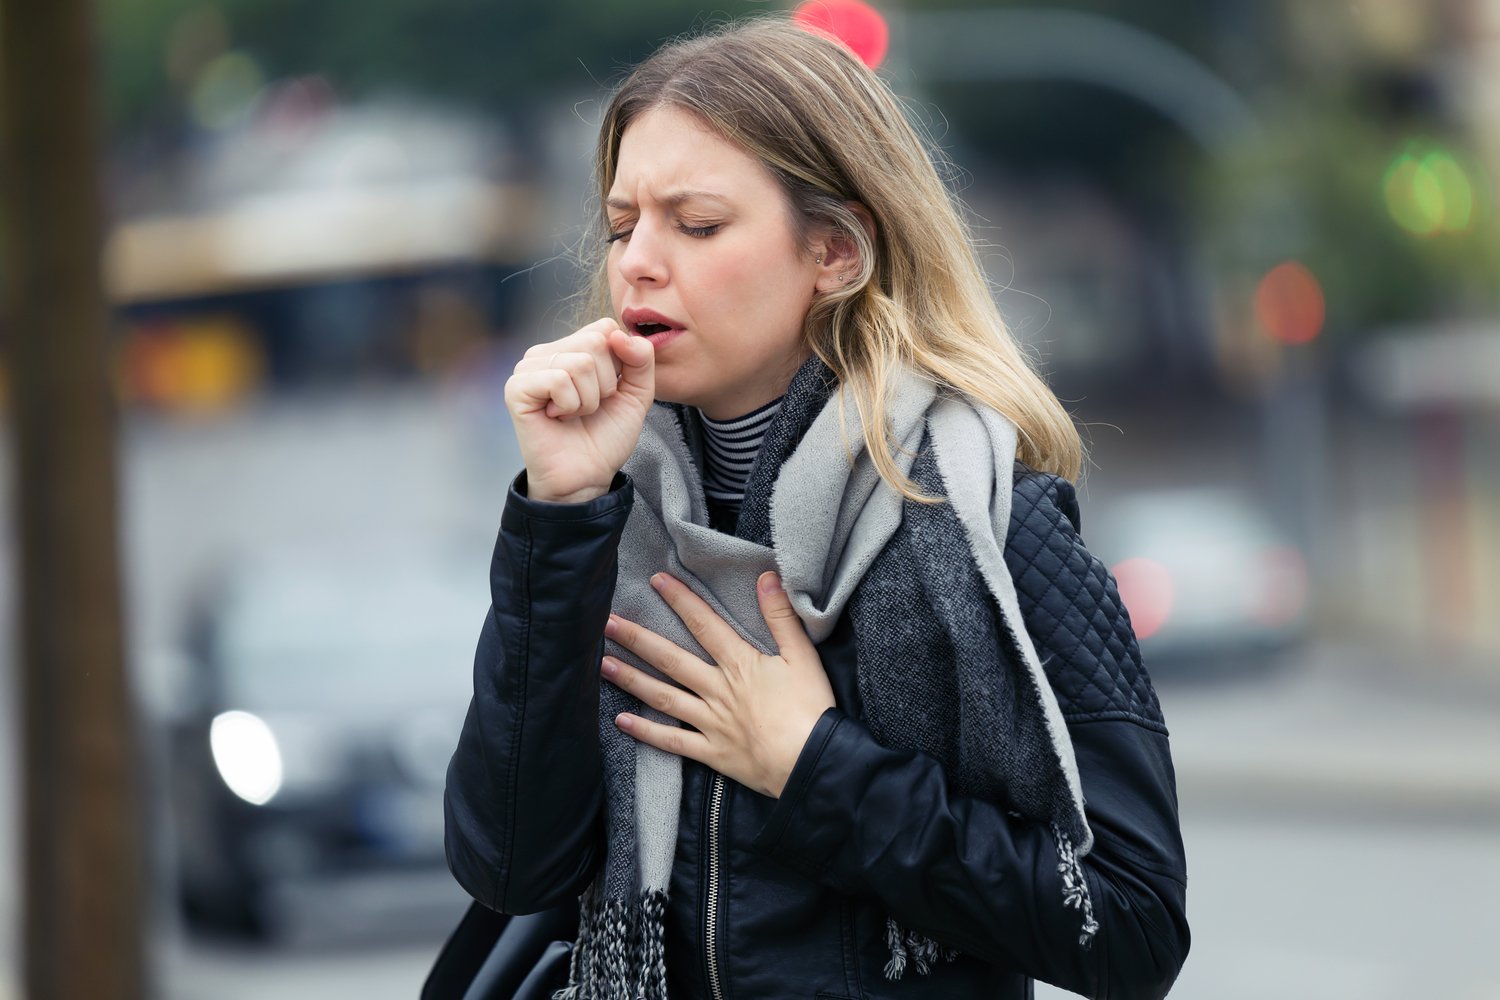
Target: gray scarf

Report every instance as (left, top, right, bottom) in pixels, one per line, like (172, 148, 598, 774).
(558, 358, 1096, 1000)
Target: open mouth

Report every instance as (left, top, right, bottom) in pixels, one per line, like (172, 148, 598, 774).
(621, 308, 682, 338)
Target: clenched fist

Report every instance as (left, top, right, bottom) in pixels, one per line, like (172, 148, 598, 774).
(504, 318, 655, 503)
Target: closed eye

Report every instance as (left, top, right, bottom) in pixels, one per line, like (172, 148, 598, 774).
(606, 221, 722, 245)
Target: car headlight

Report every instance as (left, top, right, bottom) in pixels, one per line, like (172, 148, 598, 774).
(210, 710, 284, 805)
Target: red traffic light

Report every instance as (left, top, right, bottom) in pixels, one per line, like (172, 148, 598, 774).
(793, 0, 890, 69)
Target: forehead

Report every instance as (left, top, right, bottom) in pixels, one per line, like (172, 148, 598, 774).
(608, 105, 780, 206)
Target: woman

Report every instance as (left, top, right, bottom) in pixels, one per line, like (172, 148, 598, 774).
(444, 16, 1189, 1000)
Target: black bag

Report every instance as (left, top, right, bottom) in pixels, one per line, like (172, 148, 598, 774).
(422, 899, 578, 1000)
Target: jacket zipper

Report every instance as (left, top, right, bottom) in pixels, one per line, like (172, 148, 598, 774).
(705, 772, 727, 1000)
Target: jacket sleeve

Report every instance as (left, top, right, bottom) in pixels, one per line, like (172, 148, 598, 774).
(750, 472, 1190, 999)
(443, 471, 633, 915)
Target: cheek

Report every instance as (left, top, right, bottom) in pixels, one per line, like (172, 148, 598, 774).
(708, 240, 812, 315)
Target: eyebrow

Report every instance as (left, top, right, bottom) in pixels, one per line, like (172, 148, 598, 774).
(604, 189, 731, 211)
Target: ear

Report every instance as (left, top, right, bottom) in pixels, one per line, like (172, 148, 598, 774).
(813, 201, 876, 293)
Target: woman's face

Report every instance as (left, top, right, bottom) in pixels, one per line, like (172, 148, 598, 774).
(606, 105, 820, 420)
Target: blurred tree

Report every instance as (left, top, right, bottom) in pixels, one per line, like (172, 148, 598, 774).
(98, 0, 1233, 143)
(1, 2, 147, 1000)
(1202, 68, 1500, 342)
(98, 0, 770, 138)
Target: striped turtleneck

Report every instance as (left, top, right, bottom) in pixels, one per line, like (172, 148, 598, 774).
(698, 396, 783, 513)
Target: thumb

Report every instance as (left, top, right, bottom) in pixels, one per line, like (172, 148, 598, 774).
(757, 572, 814, 658)
(609, 327, 655, 404)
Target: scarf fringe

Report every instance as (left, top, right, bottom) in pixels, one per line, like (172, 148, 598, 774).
(555, 889, 669, 1000)
(881, 917, 960, 981)
(1050, 822, 1100, 948)
(881, 824, 1097, 982)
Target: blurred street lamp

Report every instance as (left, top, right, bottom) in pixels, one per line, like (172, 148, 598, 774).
(900, 7, 1261, 156)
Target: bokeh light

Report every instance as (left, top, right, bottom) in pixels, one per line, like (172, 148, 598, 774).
(1424, 152, 1475, 231)
(1382, 144, 1478, 236)
(118, 319, 264, 412)
(191, 51, 266, 130)
(1254, 259, 1325, 345)
(1111, 557, 1174, 641)
(793, 0, 890, 69)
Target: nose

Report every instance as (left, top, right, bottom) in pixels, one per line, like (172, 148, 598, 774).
(615, 218, 668, 287)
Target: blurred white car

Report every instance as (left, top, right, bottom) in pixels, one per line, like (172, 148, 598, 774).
(159, 549, 486, 938)
(1085, 486, 1310, 672)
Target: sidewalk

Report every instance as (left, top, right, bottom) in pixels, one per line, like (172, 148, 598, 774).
(1159, 640, 1500, 824)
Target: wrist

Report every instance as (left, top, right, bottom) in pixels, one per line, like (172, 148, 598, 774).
(522, 471, 616, 504)
(766, 707, 833, 799)
(530, 484, 611, 504)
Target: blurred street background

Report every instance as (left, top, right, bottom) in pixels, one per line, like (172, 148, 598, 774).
(3, 0, 1499, 998)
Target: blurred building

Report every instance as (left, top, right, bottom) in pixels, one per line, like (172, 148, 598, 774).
(104, 87, 543, 412)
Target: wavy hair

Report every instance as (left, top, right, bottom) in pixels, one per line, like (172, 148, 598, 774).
(580, 16, 1083, 494)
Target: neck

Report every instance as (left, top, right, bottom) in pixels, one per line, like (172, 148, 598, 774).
(696, 396, 784, 506)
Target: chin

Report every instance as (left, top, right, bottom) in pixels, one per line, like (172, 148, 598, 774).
(651, 373, 705, 410)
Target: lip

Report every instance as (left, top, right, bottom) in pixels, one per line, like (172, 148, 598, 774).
(621, 307, 684, 336)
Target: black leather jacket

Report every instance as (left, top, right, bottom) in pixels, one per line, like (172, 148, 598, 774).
(445, 467, 1190, 999)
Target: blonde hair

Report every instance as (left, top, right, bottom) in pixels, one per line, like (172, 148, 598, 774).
(582, 16, 1083, 494)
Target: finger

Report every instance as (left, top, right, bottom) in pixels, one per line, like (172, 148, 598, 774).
(756, 572, 816, 659)
(522, 318, 618, 361)
(584, 327, 621, 399)
(614, 711, 715, 766)
(605, 612, 721, 696)
(595, 346, 621, 399)
(608, 327, 654, 403)
(550, 352, 601, 414)
(649, 573, 749, 665)
(506, 369, 580, 417)
(601, 656, 712, 731)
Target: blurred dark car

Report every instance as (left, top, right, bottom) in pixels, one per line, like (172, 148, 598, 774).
(1085, 485, 1311, 673)
(161, 550, 486, 938)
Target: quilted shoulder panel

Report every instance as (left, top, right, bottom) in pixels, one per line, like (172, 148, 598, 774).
(1005, 465, 1167, 731)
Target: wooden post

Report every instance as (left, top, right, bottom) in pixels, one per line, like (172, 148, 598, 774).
(0, 0, 147, 996)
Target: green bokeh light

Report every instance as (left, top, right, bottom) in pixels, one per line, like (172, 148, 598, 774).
(1382, 144, 1479, 236)
(1424, 152, 1474, 231)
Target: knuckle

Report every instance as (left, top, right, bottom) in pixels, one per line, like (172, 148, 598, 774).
(653, 688, 676, 714)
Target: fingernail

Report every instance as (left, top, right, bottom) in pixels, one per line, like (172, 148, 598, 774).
(759, 572, 783, 595)
(615, 713, 634, 730)
(604, 615, 619, 637)
(601, 657, 619, 677)
(650, 573, 664, 590)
